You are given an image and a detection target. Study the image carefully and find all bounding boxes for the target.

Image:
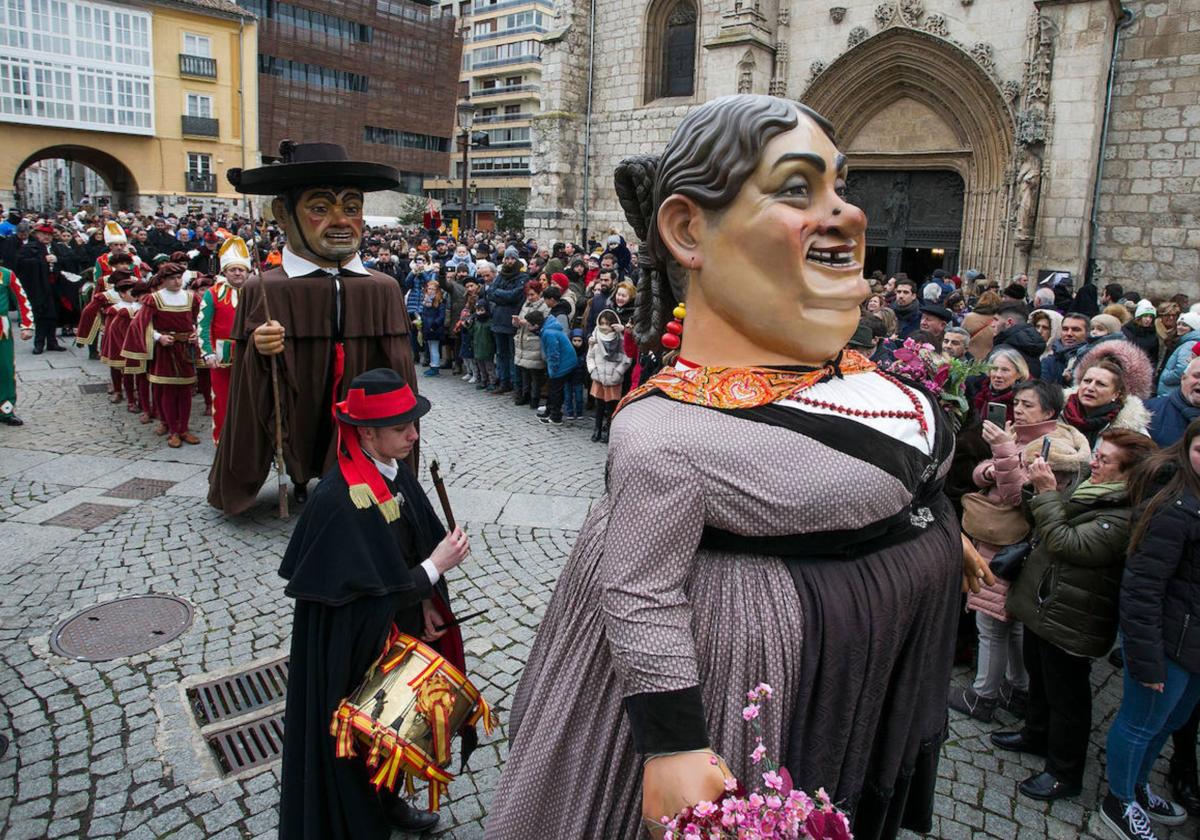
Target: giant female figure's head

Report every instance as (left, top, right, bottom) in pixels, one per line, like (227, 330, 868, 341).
(615, 95, 868, 367)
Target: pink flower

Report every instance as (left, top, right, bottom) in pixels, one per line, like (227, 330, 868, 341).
(750, 743, 767, 765)
(766, 795, 783, 810)
(724, 777, 738, 792)
(692, 801, 717, 819)
(762, 770, 783, 791)
(742, 704, 760, 721)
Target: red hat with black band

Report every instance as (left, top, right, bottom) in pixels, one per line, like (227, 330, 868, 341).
(333, 368, 430, 522)
(34, 222, 55, 235)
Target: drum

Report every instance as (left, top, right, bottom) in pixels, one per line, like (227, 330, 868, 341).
(330, 632, 494, 811)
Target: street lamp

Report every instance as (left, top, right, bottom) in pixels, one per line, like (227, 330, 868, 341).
(456, 100, 475, 233)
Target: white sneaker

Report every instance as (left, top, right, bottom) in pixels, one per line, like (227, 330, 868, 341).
(468, 376, 477, 384)
(1136, 784, 1187, 826)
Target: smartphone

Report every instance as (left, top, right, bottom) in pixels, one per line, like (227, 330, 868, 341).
(1041, 436, 1052, 461)
(986, 402, 1007, 428)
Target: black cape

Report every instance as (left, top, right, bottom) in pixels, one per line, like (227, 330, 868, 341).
(277, 462, 447, 840)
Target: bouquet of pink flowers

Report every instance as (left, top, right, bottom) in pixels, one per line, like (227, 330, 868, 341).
(885, 337, 990, 428)
(658, 684, 853, 840)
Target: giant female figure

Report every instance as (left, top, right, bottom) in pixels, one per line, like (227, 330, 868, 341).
(487, 95, 966, 840)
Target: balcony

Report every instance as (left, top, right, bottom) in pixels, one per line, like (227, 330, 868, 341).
(185, 172, 217, 193)
(471, 24, 548, 42)
(179, 53, 217, 79)
(181, 115, 219, 137)
(471, 84, 540, 98)
(473, 112, 531, 124)
(471, 54, 541, 71)
(472, 0, 553, 13)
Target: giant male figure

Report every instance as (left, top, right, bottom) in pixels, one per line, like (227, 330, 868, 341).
(208, 141, 418, 514)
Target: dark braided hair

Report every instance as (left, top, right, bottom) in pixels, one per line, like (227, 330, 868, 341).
(613, 95, 836, 348)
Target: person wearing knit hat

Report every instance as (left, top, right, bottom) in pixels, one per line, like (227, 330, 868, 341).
(0, 260, 33, 425)
(123, 260, 200, 448)
(1122, 299, 1162, 368)
(1090, 313, 1123, 338)
(1157, 311, 1200, 396)
(278, 367, 469, 839)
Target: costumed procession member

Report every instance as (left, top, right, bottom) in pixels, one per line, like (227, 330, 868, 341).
(199, 236, 251, 443)
(487, 94, 978, 840)
(99, 270, 141, 411)
(16, 222, 64, 354)
(124, 279, 155, 425)
(94, 221, 145, 290)
(123, 260, 201, 448)
(278, 368, 472, 839)
(187, 269, 217, 419)
(208, 141, 418, 513)
(0, 263, 33, 426)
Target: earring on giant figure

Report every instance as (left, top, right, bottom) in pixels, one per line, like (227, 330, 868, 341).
(660, 302, 686, 350)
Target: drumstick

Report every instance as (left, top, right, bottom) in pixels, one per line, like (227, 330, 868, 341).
(434, 609, 487, 632)
(429, 459, 456, 531)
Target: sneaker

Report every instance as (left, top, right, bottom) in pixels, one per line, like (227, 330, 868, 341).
(423, 368, 440, 377)
(462, 373, 471, 381)
(538, 416, 563, 426)
(1100, 792, 1158, 840)
(947, 685, 997, 723)
(1135, 784, 1187, 827)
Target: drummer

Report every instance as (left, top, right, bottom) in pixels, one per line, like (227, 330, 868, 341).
(277, 367, 470, 839)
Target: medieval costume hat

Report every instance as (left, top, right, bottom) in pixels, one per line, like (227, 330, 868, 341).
(103, 221, 127, 245)
(226, 140, 400, 195)
(333, 368, 431, 522)
(110, 269, 137, 291)
(33, 222, 55, 235)
(219, 236, 253, 271)
(155, 260, 188, 286)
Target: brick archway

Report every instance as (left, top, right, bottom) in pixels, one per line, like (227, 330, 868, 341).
(803, 27, 1017, 277)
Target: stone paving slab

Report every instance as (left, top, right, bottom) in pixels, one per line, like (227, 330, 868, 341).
(428, 486, 510, 524)
(495, 491, 595, 530)
(0, 447, 59, 478)
(11, 453, 135, 488)
(0, 522, 82, 571)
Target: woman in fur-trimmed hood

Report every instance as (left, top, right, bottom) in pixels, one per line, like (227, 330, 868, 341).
(1063, 339, 1154, 445)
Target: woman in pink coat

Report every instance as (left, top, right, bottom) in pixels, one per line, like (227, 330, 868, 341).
(951, 379, 1091, 722)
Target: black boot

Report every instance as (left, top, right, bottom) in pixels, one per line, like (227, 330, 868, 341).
(377, 790, 439, 833)
(591, 408, 604, 442)
(294, 482, 308, 504)
(0, 414, 23, 426)
(1169, 760, 1200, 817)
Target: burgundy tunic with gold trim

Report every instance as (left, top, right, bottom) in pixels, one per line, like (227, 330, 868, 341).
(123, 290, 200, 385)
(101, 304, 136, 368)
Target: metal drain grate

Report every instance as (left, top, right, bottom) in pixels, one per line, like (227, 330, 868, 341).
(103, 478, 177, 500)
(78, 382, 110, 394)
(205, 711, 286, 775)
(41, 502, 129, 531)
(188, 658, 289, 726)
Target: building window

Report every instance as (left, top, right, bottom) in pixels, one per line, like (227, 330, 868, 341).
(241, 0, 373, 42)
(363, 125, 450, 152)
(183, 32, 211, 56)
(258, 55, 370, 92)
(0, 0, 153, 133)
(188, 152, 212, 176)
(645, 0, 696, 102)
(186, 92, 213, 117)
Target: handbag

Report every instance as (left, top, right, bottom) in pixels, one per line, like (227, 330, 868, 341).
(960, 491, 1031, 545)
(988, 540, 1031, 582)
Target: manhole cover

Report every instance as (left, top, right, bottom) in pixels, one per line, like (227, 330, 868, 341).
(41, 502, 129, 530)
(103, 478, 177, 500)
(51, 595, 194, 661)
(78, 382, 110, 394)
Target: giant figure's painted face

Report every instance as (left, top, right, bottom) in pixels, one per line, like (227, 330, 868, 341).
(690, 109, 869, 364)
(277, 186, 365, 264)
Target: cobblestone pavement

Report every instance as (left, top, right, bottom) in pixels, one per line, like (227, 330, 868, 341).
(0, 342, 1192, 840)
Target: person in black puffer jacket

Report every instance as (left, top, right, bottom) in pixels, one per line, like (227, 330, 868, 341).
(1100, 418, 1200, 839)
(992, 301, 1047, 378)
(1122, 299, 1161, 370)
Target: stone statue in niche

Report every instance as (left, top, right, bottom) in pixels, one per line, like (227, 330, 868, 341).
(1015, 149, 1042, 243)
(737, 52, 755, 93)
(883, 175, 910, 239)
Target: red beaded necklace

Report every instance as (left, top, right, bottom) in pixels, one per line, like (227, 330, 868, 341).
(788, 371, 930, 442)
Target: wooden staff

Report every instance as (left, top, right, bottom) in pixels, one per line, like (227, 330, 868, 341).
(259, 272, 289, 520)
(428, 459, 455, 531)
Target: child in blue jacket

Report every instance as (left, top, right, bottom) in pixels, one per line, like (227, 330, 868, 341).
(534, 310, 576, 425)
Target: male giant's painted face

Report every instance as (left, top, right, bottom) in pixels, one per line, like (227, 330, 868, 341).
(273, 186, 365, 265)
(685, 108, 868, 364)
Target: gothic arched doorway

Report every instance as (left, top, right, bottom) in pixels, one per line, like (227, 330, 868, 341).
(803, 27, 1015, 278)
(847, 169, 965, 279)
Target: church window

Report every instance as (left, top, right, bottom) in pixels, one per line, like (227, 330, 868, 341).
(644, 0, 696, 103)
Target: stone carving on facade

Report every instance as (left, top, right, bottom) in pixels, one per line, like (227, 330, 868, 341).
(899, 0, 924, 23)
(769, 41, 789, 95)
(1002, 79, 1022, 105)
(960, 0, 973, 6)
(970, 42, 996, 74)
(737, 49, 756, 93)
(873, 2, 896, 28)
(778, 4, 789, 25)
(1009, 13, 1056, 251)
(830, 5, 846, 23)
(809, 59, 825, 77)
(848, 25, 869, 46)
(1014, 148, 1042, 248)
(922, 13, 949, 36)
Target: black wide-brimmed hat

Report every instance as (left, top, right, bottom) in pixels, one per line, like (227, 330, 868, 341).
(227, 140, 400, 195)
(919, 303, 953, 323)
(334, 368, 431, 427)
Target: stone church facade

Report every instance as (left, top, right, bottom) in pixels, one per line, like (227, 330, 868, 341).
(526, 0, 1199, 296)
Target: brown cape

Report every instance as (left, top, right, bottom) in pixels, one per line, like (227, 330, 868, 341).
(207, 265, 416, 515)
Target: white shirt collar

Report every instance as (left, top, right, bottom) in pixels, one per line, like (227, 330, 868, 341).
(281, 246, 367, 278)
(368, 454, 399, 483)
